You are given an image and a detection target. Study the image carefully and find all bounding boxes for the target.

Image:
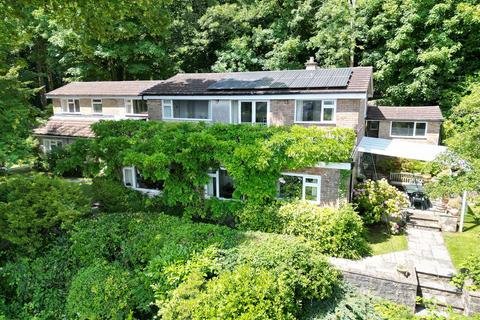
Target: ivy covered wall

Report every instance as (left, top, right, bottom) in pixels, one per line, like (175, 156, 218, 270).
(58, 120, 356, 213)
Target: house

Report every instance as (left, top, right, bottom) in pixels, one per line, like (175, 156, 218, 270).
(33, 80, 162, 152)
(37, 58, 446, 206)
(365, 105, 443, 145)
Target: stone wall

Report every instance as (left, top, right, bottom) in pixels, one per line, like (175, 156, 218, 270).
(269, 99, 295, 125)
(463, 282, 480, 316)
(330, 257, 418, 311)
(377, 120, 442, 145)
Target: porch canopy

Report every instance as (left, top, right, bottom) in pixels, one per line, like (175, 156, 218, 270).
(356, 137, 447, 162)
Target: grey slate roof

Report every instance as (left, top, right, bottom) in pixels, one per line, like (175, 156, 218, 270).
(142, 67, 373, 96)
(366, 106, 444, 121)
(46, 80, 163, 97)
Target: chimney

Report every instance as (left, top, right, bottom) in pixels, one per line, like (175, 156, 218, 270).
(305, 57, 318, 70)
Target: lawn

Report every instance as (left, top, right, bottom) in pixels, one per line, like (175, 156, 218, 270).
(443, 205, 480, 269)
(365, 224, 408, 256)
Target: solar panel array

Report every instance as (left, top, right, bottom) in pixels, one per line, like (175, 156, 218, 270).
(207, 68, 352, 90)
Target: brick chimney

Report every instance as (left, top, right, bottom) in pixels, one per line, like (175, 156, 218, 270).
(305, 57, 318, 70)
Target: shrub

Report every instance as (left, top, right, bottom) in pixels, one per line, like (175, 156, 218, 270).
(277, 202, 369, 259)
(353, 179, 409, 229)
(0, 174, 90, 255)
(452, 255, 480, 290)
(66, 262, 152, 320)
(159, 265, 296, 320)
(157, 232, 340, 319)
(235, 201, 282, 232)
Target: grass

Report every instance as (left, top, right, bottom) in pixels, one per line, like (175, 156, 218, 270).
(444, 204, 480, 269)
(365, 224, 408, 256)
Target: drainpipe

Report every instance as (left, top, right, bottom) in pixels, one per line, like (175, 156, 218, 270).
(348, 161, 355, 202)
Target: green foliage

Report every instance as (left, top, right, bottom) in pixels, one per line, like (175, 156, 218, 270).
(0, 242, 72, 319)
(235, 202, 282, 233)
(303, 283, 381, 320)
(374, 300, 414, 320)
(452, 255, 480, 290)
(277, 202, 369, 259)
(157, 232, 340, 319)
(159, 264, 297, 320)
(66, 262, 152, 320)
(353, 179, 409, 228)
(58, 121, 355, 215)
(0, 174, 90, 255)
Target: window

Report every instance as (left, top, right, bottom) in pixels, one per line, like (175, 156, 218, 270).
(390, 121, 427, 137)
(239, 101, 268, 124)
(62, 99, 80, 113)
(278, 174, 321, 204)
(92, 99, 103, 113)
(295, 100, 336, 123)
(122, 166, 164, 191)
(43, 139, 63, 152)
(125, 99, 148, 114)
(204, 168, 235, 199)
(162, 100, 210, 120)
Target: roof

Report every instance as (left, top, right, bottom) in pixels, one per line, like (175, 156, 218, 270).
(142, 67, 373, 96)
(367, 106, 443, 121)
(356, 137, 447, 162)
(46, 80, 163, 98)
(33, 117, 98, 138)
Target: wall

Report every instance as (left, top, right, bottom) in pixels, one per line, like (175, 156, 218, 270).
(147, 99, 162, 120)
(284, 167, 347, 206)
(269, 99, 366, 134)
(51, 98, 127, 117)
(377, 120, 441, 145)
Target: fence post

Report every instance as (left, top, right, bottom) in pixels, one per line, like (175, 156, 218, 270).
(459, 190, 467, 232)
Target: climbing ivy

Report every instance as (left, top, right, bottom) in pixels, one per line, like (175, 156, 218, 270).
(58, 120, 356, 215)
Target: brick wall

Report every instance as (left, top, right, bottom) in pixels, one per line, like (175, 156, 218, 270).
(269, 99, 365, 134)
(147, 99, 162, 120)
(378, 120, 441, 145)
(285, 167, 347, 206)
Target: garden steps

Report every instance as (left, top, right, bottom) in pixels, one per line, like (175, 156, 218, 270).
(407, 219, 441, 231)
(407, 210, 441, 231)
(416, 270, 464, 312)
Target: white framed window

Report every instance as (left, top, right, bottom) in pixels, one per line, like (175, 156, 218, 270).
(239, 101, 269, 124)
(204, 168, 235, 199)
(278, 173, 322, 204)
(162, 100, 211, 120)
(162, 100, 173, 119)
(390, 121, 427, 138)
(92, 99, 103, 114)
(122, 166, 164, 192)
(295, 99, 336, 123)
(125, 99, 148, 115)
(43, 139, 64, 153)
(61, 99, 80, 113)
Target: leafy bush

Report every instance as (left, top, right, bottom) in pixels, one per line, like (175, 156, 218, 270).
(66, 262, 152, 320)
(353, 179, 409, 229)
(159, 265, 297, 320)
(235, 201, 282, 232)
(303, 283, 380, 320)
(0, 174, 90, 255)
(277, 202, 369, 259)
(157, 232, 340, 319)
(452, 255, 480, 290)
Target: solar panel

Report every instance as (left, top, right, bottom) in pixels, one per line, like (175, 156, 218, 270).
(207, 68, 352, 90)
